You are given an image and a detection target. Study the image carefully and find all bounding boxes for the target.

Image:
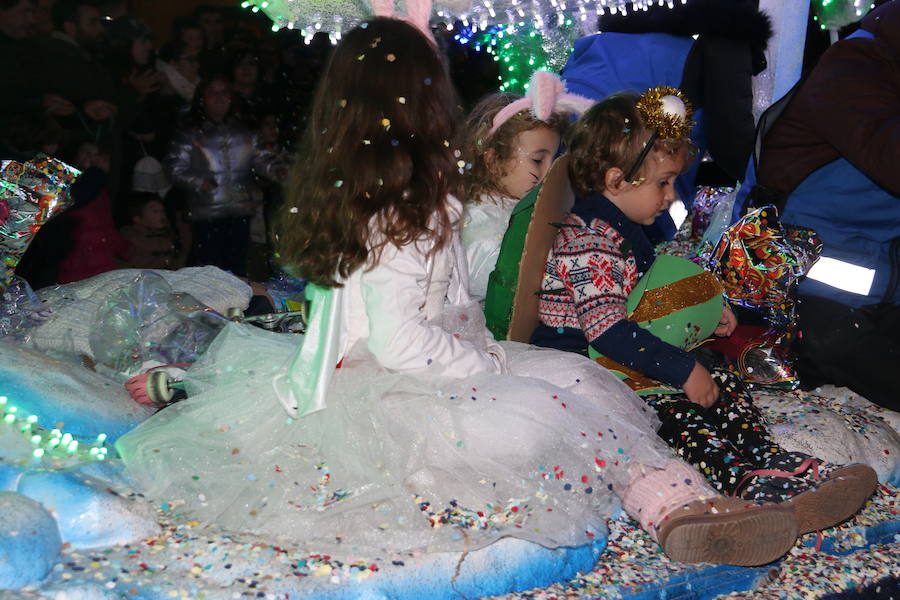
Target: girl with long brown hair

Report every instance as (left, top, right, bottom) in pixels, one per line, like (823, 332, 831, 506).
(274, 17, 459, 287)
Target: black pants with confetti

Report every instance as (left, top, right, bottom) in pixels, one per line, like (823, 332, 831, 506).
(644, 368, 808, 497)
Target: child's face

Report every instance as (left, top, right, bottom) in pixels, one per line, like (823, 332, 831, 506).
(136, 200, 168, 229)
(609, 152, 683, 226)
(132, 36, 153, 66)
(203, 80, 232, 121)
(182, 28, 204, 54)
(233, 57, 259, 86)
(497, 126, 560, 200)
(259, 115, 279, 145)
(75, 142, 109, 172)
(175, 50, 200, 81)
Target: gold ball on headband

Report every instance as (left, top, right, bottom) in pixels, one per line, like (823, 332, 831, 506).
(635, 86, 694, 139)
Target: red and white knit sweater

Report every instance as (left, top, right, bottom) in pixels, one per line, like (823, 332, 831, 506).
(538, 213, 640, 342)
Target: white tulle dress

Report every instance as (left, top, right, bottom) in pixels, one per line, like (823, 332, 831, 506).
(116, 201, 676, 557)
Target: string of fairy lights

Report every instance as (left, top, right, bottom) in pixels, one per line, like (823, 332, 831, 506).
(0, 395, 111, 464)
(238, 0, 876, 94)
(239, 0, 684, 42)
(454, 21, 576, 93)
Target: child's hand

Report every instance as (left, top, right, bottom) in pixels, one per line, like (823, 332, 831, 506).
(82, 99, 117, 121)
(129, 69, 163, 97)
(714, 304, 737, 337)
(683, 362, 719, 408)
(43, 94, 76, 117)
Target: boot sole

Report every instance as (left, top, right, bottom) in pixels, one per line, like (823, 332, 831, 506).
(789, 464, 878, 534)
(659, 503, 797, 566)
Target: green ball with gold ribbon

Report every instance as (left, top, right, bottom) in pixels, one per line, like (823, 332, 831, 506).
(589, 254, 724, 395)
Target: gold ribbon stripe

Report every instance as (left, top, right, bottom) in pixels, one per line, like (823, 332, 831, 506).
(628, 271, 723, 323)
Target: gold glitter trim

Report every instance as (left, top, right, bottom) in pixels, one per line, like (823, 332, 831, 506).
(593, 356, 668, 392)
(628, 271, 723, 323)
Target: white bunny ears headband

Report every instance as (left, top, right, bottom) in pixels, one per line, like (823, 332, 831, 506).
(370, 0, 435, 42)
(489, 70, 594, 135)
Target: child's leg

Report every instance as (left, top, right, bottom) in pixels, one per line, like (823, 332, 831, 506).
(652, 370, 877, 533)
(703, 370, 855, 501)
(646, 369, 812, 496)
(645, 394, 765, 496)
(708, 369, 799, 466)
(622, 461, 717, 537)
(621, 460, 797, 566)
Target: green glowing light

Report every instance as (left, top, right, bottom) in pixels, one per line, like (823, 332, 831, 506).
(1, 393, 111, 462)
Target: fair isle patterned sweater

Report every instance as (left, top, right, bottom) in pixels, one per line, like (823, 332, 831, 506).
(530, 194, 695, 386)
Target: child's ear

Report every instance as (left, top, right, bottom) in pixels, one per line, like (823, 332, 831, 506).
(484, 148, 506, 183)
(484, 148, 497, 170)
(604, 167, 626, 196)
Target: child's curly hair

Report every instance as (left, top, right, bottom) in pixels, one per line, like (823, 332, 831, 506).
(274, 18, 461, 288)
(460, 93, 570, 203)
(566, 92, 696, 197)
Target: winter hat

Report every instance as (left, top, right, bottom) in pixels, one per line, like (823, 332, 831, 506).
(132, 156, 171, 197)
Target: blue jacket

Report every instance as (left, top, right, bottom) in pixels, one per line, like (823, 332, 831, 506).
(747, 4, 900, 307)
(783, 159, 900, 307)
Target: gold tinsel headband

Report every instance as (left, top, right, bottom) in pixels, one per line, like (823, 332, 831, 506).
(625, 86, 694, 183)
(635, 86, 694, 139)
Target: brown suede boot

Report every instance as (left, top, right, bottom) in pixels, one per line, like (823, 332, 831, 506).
(788, 463, 878, 534)
(623, 462, 799, 566)
(656, 496, 798, 566)
(737, 459, 879, 535)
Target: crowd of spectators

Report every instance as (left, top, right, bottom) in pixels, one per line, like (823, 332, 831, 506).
(1, 0, 500, 285)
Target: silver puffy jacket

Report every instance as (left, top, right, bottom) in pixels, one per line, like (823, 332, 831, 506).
(165, 119, 284, 221)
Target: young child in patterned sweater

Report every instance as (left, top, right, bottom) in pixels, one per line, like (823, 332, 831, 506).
(531, 90, 877, 536)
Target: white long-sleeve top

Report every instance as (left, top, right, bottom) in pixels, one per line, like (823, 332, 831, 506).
(460, 194, 519, 302)
(286, 197, 508, 417)
(341, 197, 506, 378)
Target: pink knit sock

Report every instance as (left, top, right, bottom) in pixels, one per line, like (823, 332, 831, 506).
(622, 461, 718, 541)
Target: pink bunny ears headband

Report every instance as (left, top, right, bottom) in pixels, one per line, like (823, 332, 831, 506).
(370, 0, 434, 42)
(489, 71, 594, 135)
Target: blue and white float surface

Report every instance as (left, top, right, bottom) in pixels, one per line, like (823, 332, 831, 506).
(0, 317, 898, 598)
